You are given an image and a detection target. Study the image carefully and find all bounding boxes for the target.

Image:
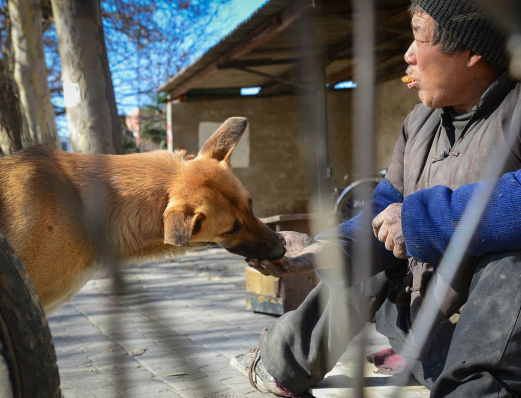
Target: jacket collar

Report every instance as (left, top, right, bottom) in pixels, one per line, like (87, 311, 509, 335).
(476, 72, 517, 111)
(441, 72, 517, 119)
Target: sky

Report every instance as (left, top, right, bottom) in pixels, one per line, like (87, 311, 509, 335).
(195, 0, 268, 62)
(186, 0, 268, 62)
(114, 0, 269, 116)
(54, 0, 268, 136)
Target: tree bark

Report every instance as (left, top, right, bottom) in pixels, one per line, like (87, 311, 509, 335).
(0, 71, 25, 155)
(8, 0, 60, 150)
(51, 0, 122, 154)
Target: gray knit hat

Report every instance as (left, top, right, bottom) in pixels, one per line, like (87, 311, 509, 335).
(414, 0, 509, 68)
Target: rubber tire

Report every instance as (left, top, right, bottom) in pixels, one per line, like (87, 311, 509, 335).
(0, 231, 61, 398)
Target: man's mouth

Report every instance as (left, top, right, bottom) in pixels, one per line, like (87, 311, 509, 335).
(402, 75, 417, 89)
(403, 68, 418, 89)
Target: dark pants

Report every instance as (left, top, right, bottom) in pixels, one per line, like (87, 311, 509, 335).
(259, 250, 521, 397)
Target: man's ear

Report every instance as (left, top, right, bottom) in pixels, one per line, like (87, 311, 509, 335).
(197, 117, 247, 163)
(163, 206, 200, 247)
(467, 52, 483, 68)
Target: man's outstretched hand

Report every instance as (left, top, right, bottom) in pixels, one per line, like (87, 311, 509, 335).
(372, 203, 407, 259)
(245, 231, 319, 277)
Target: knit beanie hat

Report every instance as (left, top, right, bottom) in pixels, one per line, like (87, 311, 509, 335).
(414, 0, 509, 68)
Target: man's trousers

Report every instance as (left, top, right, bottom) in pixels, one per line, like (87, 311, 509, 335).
(259, 250, 521, 397)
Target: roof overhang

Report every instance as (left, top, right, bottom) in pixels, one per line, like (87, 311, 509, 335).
(158, 0, 412, 101)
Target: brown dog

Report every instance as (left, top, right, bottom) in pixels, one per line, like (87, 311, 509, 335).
(0, 117, 285, 314)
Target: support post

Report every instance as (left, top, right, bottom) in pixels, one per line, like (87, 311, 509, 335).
(295, 9, 332, 214)
(166, 95, 174, 152)
(314, 55, 332, 213)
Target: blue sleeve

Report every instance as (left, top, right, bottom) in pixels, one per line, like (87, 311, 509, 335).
(316, 178, 408, 282)
(402, 169, 521, 263)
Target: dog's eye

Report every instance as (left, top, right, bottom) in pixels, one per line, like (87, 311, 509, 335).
(248, 197, 253, 207)
(223, 220, 242, 236)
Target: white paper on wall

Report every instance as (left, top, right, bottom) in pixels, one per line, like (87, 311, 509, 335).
(198, 121, 250, 168)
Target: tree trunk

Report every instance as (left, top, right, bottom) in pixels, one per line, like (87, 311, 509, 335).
(8, 0, 60, 150)
(51, 0, 122, 154)
(0, 71, 25, 155)
(1, 1, 26, 155)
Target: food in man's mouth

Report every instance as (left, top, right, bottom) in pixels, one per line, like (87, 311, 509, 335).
(402, 76, 415, 83)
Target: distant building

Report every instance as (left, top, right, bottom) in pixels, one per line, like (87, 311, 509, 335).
(125, 108, 143, 148)
(125, 108, 166, 152)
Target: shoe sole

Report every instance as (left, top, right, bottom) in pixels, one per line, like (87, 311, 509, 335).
(229, 356, 249, 378)
(229, 356, 284, 397)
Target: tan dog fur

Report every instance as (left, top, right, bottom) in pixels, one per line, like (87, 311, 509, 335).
(0, 117, 284, 314)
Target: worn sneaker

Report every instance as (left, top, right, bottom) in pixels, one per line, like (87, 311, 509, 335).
(230, 347, 284, 396)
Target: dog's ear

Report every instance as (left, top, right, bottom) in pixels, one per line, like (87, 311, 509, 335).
(163, 206, 201, 247)
(198, 117, 247, 163)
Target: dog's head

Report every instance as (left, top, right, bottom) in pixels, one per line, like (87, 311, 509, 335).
(163, 117, 285, 261)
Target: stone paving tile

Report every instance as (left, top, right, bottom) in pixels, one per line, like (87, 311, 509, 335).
(124, 382, 176, 397)
(177, 386, 232, 398)
(48, 247, 427, 398)
(59, 388, 118, 398)
(107, 371, 159, 387)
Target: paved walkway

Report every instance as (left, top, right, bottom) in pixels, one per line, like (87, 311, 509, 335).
(47, 247, 428, 398)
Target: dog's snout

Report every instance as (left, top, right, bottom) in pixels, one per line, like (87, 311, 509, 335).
(276, 232, 286, 245)
(224, 227, 286, 260)
(269, 243, 285, 261)
(267, 231, 285, 260)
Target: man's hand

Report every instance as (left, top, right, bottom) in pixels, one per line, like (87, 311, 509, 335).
(276, 230, 315, 254)
(372, 203, 408, 259)
(245, 231, 319, 277)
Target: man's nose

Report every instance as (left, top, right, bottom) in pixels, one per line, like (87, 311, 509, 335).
(404, 42, 416, 65)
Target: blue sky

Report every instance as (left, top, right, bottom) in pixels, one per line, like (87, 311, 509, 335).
(119, 0, 268, 115)
(54, 0, 268, 136)
(201, 0, 268, 42)
(186, 0, 268, 64)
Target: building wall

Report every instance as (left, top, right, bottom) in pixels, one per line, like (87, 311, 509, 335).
(169, 78, 418, 218)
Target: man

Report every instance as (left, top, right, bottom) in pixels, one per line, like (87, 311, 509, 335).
(231, 0, 521, 397)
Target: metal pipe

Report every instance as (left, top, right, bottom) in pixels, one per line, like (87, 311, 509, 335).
(350, 0, 376, 396)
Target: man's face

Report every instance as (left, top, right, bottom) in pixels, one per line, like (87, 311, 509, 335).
(404, 12, 472, 110)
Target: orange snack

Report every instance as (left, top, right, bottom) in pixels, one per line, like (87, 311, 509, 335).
(272, 259, 284, 265)
(402, 76, 415, 83)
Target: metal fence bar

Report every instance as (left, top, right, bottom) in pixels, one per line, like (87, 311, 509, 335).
(83, 169, 201, 397)
(350, 0, 376, 396)
(301, 0, 378, 395)
(81, 175, 131, 397)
